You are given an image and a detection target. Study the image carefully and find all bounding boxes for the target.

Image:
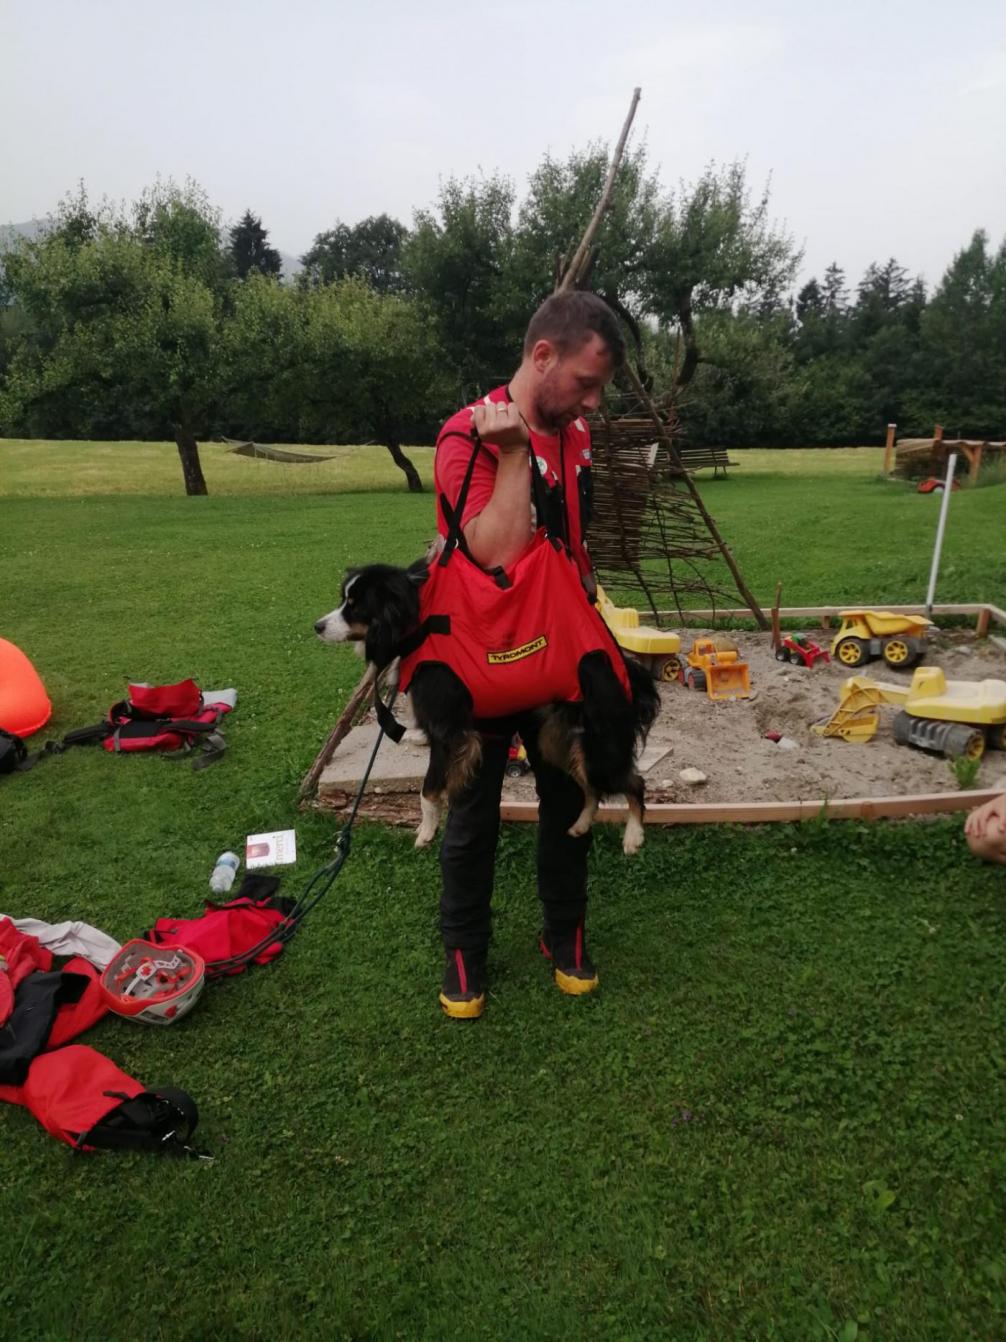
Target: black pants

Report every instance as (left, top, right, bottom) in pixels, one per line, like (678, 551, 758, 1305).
(439, 717, 592, 951)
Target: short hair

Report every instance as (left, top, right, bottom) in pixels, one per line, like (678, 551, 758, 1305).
(523, 291, 626, 366)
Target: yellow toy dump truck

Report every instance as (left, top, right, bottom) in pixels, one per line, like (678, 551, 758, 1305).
(596, 587, 682, 682)
(831, 610, 933, 670)
(812, 667, 1006, 759)
(681, 637, 751, 702)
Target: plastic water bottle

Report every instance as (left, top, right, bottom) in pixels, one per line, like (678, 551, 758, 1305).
(209, 851, 240, 895)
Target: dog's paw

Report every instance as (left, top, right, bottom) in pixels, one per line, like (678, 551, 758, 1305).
(567, 817, 592, 838)
(415, 795, 440, 848)
(622, 818, 645, 856)
(402, 728, 428, 747)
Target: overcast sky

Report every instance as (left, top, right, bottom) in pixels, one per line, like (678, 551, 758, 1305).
(3, 0, 1004, 291)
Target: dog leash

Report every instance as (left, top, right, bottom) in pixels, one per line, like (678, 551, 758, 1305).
(204, 678, 400, 974)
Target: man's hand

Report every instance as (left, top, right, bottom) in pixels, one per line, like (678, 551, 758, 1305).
(472, 401, 529, 454)
(964, 792, 1006, 839)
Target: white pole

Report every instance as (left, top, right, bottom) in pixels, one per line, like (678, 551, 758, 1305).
(925, 452, 958, 614)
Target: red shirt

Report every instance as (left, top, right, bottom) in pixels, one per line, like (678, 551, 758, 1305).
(433, 386, 594, 579)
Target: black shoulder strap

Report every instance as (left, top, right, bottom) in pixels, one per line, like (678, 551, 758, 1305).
(437, 429, 489, 564)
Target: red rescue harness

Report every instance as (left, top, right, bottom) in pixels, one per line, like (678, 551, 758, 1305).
(397, 432, 630, 721)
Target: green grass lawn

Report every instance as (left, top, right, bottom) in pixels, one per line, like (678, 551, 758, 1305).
(2, 440, 1005, 1341)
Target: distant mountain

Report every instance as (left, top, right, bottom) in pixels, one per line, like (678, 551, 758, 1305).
(1, 217, 304, 282)
(279, 250, 303, 282)
(0, 218, 46, 251)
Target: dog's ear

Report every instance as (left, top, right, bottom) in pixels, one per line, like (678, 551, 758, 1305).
(365, 618, 397, 672)
(342, 567, 361, 596)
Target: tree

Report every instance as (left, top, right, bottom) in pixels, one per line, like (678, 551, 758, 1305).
(907, 230, 1006, 435)
(795, 278, 824, 323)
(822, 262, 848, 314)
(300, 214, 409, 292)
(0, 226, 220, 494)
(512, 143, 659, 332)
(222, 276, 451, 490)
(852, 258, 915, 338)
(668, 312, 804, 446)
(131, 178, 231, 293)
(299, 279, 451, 490)
(641, 161, 800, 393)
(403, 174, 518, 399)
(228, 210, 281, 280)
(219, 273, 309, 442)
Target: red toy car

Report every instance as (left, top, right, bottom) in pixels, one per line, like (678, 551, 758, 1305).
(506, 734, 531, 778)
(917, 477, 961, 493)
(775, 634, 831, 668)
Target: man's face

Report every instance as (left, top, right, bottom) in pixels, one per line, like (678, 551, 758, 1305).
(532, 334, 616, 432)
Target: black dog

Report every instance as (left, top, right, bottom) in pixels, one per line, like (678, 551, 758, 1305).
(314, 562, 659, 852)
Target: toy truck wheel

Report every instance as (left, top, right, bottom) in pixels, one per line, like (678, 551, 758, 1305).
(943, 724, 986, 761)
(653, 654, 681, 683)
(775, 646, 790, 663)
(882, 636, 916, 668)
(835, 637, 868, 668)
(685, 668, 707, 692)
(988, 723, 1006, 751)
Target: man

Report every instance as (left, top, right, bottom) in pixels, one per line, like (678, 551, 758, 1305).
(430, 290, 626, 1019)
(965, 792, 1006, 864)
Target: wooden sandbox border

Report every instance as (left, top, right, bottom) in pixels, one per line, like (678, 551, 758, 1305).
(307, 600, 1006, 826)
(502, 789, 1002, 827)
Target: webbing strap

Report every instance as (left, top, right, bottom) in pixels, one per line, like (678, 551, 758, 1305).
(396, 613, 451, 660)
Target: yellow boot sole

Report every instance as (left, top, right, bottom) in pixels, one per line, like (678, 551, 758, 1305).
(553, 967, 599, 996)
(439, 991, 486, 1019)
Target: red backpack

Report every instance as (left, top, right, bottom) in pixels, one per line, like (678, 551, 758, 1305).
(12, 680, 234, 772)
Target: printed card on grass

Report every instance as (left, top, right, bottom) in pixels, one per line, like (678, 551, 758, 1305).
(245, 829, 297, 869)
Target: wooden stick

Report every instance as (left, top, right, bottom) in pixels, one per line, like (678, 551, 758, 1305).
(976, 607, 991, 637)
(557, 87, 642, 292)
(771, 582, 782, 649)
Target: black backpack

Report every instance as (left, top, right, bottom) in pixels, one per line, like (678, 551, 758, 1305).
(0, 729, 30, 774)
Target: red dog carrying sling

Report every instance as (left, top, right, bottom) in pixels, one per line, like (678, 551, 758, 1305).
(397, 431, 631, 722)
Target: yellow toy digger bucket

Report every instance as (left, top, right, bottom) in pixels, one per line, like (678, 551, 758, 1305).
(812, 677, 883, 743)
(705, 656, 751, 701)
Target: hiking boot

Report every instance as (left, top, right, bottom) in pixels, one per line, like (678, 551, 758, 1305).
(539, 921, 599, 996)
(439, 946, 487, 1019)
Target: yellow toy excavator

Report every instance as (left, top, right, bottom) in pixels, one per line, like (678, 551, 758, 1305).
(682, 637, 752, 702)
(831, 610, 934, 670)
(813, 666, 1006, 759)
(595, 586, 682, 682)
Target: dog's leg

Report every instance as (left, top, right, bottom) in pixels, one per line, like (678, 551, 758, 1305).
(560, 736, 597, 838)
(568, 790, 600, 838)
(415, 750, 447, 848)
(416, 792, 442, 848)
(622, 773, 646, 855)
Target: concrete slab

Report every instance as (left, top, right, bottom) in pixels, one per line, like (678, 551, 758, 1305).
(318, 725, 429, 799)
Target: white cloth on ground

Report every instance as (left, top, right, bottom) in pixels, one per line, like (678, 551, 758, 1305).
(0, 916, 121, 969)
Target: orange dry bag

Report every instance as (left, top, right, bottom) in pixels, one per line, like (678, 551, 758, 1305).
(0, 638, 51, 737)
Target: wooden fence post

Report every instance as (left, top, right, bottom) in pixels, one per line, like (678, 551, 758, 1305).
(883, 422, 897, 474)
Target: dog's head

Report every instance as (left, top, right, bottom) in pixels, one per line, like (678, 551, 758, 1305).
(314, 561, 427, 670)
